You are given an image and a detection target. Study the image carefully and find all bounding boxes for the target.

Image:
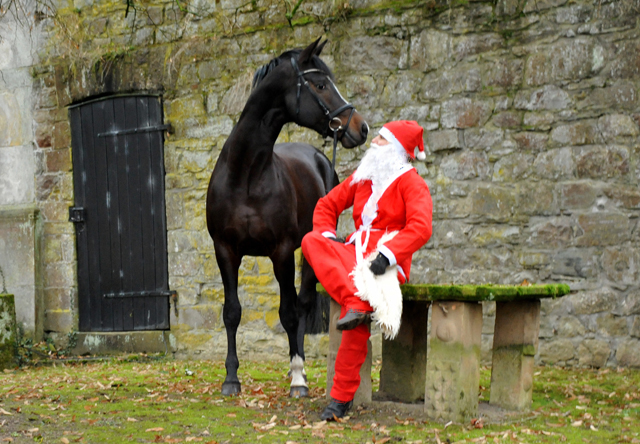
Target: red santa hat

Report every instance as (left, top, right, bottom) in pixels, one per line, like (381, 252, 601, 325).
(378, 120, 426, 161)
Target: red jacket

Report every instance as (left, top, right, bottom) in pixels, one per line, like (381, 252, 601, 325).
(313, 168, 433, 282)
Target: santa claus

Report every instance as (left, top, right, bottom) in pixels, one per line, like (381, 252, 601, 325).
(301, 120, 433, 421)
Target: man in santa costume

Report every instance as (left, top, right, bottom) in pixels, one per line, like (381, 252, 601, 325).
(301, 120, 433, 421)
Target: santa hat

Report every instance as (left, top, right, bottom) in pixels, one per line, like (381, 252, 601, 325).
(378, 120, 426, 161)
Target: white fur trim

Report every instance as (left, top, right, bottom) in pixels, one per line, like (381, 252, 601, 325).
(416, 150, 426, 161)
(379, 127, 408, 158)
(378, 245, 397, 266)
(322, 231, 336, 239)
(351, 232, 403, 340)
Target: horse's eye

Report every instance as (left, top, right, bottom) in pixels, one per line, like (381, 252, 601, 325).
(316, 83, 326, 90)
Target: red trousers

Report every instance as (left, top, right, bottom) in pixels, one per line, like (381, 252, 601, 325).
(301, 231, 374, 402)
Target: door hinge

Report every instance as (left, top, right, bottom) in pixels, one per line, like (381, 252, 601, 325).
(69, 207, 85, 223)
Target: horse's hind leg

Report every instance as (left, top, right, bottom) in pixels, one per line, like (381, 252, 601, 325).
(296, 256, 323, 361)
(215, 242, 242, 396)
(271, 248, 308, 398)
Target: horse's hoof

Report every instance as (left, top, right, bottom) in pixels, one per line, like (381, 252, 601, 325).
(290, 386, 309, 398)
(221, 381, 241, 396)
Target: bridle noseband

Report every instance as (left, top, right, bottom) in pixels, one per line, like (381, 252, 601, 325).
(290, 57, 356, 187)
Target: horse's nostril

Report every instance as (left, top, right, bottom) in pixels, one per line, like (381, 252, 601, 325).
(361, 123, 368, 138)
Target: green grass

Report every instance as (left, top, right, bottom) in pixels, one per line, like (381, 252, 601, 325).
(0, 358, 638, 443)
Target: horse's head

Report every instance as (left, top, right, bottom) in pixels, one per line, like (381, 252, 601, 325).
(252, 39, 369, 149)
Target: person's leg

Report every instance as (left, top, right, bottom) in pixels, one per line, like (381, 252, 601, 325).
(301, 231, 373, 312)
(330, 321, 371, 402)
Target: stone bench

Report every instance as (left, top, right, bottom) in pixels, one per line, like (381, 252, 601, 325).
(319, 283, 571, 423)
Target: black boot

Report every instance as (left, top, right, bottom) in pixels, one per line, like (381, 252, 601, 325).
(320, 398, 353, 421)
(336, 309, 372, 331)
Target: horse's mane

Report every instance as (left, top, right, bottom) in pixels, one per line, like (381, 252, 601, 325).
(251, 49, 333, 90)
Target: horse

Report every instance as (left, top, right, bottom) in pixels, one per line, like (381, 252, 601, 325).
(206, 39, 369, 397)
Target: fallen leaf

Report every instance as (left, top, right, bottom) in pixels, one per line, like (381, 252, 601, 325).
(571, 420, 583, 427)
(145, 427, 164, 432)
(0, 408, 13, 416)
(127, 418, 137, 422)
(61, 439, 70, 444)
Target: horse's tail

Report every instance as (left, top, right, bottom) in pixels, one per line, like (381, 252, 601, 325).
(304, 289, 330, 334)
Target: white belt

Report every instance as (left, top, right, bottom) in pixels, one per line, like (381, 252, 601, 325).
(347, 226, 380, 264)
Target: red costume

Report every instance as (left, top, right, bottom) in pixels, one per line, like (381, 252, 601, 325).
(302, 166, 433, 402)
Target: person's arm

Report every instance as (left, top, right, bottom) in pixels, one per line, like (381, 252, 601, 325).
(313, 174, 357, 238)
(377, 172, 433, 267)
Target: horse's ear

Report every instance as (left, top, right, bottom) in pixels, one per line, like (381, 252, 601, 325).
(299, 37, 322, 64)
(314, 39, 328, 57)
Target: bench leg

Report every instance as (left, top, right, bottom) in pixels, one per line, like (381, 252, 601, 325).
(490, 300, 540, 411)
(379, 301, 429, 402)
(326, 299, 372, 405)
(425, 301, 482, 423)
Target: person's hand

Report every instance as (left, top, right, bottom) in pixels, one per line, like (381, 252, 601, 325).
(369, 253, 390, 275)
(329, 236, 345, 243)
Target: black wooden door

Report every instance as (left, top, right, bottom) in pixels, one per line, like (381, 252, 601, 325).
(69, 95, 171, 331)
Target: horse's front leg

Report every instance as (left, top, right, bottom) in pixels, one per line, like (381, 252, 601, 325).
(214, 241, 242, 396)
(271, 248, 308, 398)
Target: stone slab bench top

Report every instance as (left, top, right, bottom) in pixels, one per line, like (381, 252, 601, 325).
(318, 283, 571, 302)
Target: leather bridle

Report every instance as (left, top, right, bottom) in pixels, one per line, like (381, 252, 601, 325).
(290, 57, 356, 188)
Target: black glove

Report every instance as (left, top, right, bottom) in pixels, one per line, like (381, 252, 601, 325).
(369, 253, 390, 275)
(329, 236, 345, 243)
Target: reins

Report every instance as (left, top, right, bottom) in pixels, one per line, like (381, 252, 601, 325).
(290, 57, 356, 193)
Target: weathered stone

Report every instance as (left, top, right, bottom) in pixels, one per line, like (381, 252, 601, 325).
(575, 145, 630, 179)
(464, 128, 504, 149)
(43, 309, 73, 332)
(513, 132, 548, 151)
(410, 29, 452, 72)
(575, 212, 631, 247)
(339, 36, 403, 71)
(493, 153, 535, 182)
(632, 317, 640, 338)
(515, 85, 572, 110)
(0, 294, 17, 369)
(441, 98, 493, 129)
(534, 148, 575, 180)
(579, 80, 638, 112)
(615, 339, 640, 367)
(425, 301, 482, 423)
(490, 300, 540, 411)
(616, 292, 640, 316)
(469, 185, 515, 222)
(454, 33, 504, 61)
(421, 68, 481, 100)
(610, 40, 640, 79)
(577, 339, 610, 368)
(551, 248, 598, 278)
(558, 181, 598, 210)
(604, 185, 640, 209)
(602, 247, 638, 285)
(492, 111, 523, 128)
(551, 120, 601, 146)
(483, 58, 524, 89)
(379, 301, 429, 403)
(556, 4, 593, 24)
(427, 129, 461, 151)
(381, 71, 423, 107)
(556, 316, 586, 337)
(441, 151, 490, 180)
(469, 225, 521, 247)
(571, 288, 617, 315)
(537, 338, 575, 364)
(596, 313, 628, 337)
(45, 149, 72, 173)
(597, 114, 639, 141)
(523, 111, 556, 130)
(0, 145, 35, 204)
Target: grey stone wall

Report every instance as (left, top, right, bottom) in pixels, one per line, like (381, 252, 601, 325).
(15, 0, 640, 366)
(0, 5, 43, 338)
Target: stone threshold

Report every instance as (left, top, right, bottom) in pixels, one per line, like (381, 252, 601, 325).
(71, 331, 171, 356)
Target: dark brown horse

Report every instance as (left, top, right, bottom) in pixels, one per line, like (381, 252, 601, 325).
(206, 39, 368, 396)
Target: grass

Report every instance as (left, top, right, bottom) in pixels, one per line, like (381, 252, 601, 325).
(0, 357, 638, 443)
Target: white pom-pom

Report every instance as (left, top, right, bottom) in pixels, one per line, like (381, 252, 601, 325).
(416, 150, 426, 161)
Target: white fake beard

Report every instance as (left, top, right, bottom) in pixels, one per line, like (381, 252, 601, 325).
(352, 142, 410, 186)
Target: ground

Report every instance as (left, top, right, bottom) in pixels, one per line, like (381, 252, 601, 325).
(0, 354, 638, 443)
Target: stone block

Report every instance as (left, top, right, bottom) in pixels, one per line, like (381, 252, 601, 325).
(379, 301, 429, 403)
(527, 217, 573, 248)
(493, 153, 535, 182)
(469, 185, 515, 222)
(575, 212, 631, 247)
(43, 309, 73, 332)
(441, 151, 490, 180)
(610, 40, 640, 79)
(326, 299, 371, 405)
(0, 145, 35, 205)
(425, 301, 482, 423)
(464, 128, 504, 149)
(381, 71, 423, 107)
(469, 225, 521, 247)
(616, 291, 640, 316)
(514, 85, 572, 110)
(571, 287, 617, 315)
(441, 98, 493, 129)
(533, 148, 575, 180)
(597, 114, 639, 141)
(575, 145, 630, 179)
(0, 294, 17, 369)
(515, 181, 555, 216)
(556, 316, 586, 337)
(615, 339, 640, 367)
(602, 247, 638, 285)
(632, 317, 640, 338)
(484, 58, 524, 89)
(410, 30, 451, 72)
(558, 182, 597, 210)
(513, 132, 548, 151)
(603, 185, 640, 209)
(551, 120, 601, 146)
(72, 331, 172, 355)
(339, 36, 403, 72)
(578, 80, 637, 111)
(426, 130, 461, 151)
(577, 339, 610, 368)
(492, 112, 523, 128)
(454, 33, 504, 61)
(537, 338, 575, 364)
(421, 68, 481, 100)
(490, 300, 540, 411)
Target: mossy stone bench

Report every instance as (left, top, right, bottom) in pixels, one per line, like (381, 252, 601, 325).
(319, 283, 570, 423)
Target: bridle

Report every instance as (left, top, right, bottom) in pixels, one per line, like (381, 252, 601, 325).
(290, 57, 356, 190)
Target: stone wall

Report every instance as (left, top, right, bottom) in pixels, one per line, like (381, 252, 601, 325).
(14, 0, 640, 366)
(0, 4, 43, 339)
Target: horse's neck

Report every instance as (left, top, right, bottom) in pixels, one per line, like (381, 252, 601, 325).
(223, 86, 288, 184)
